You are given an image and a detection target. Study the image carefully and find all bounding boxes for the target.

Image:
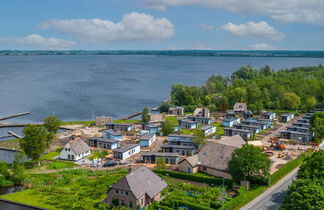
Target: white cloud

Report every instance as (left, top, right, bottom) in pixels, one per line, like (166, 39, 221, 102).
(250, 43, 278, 50)
(38, 12, 174, 43)
(144, 0, 324, 25)
(199, 23, 214, 30)
(221, 21, 284, 41)
(0, 34, 76, 50)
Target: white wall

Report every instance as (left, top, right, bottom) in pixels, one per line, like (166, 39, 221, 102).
(121, 145, 140, 160)
(60, 148, 90, 161)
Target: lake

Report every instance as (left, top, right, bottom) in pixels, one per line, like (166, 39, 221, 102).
(0, 55, 323, 123)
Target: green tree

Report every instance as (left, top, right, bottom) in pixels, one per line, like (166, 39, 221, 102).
(155, 157, 167, 170)
(282, 92, 301, 110)
(162, 119, 176, 136)
(304, 97, 317, 111)
(0, 161, 10, 179)
(159, 102, 172, 113)
(44, 115, 62, 134)
(20, 125, 53, 166)
(193, 130, 206, 149)
(280, 179, 324, 210)
(231, 65, 258, 80)
(310, 112, 324, 143)
(142, 107, 150, 124)
(11, 153, 27, 184)
(228, 144, 271, 183)
(297, 150, 323, 180)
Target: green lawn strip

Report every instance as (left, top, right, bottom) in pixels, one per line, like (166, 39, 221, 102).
(45, 160, 77, 170)
(224, 155, 305, 210)
(112, 119, 141, 124)
(40, 151, 60, 160)
(61, 121, 94, 126)
(0, 189, 56, 209)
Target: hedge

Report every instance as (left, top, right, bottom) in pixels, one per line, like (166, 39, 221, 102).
(160, 199, 215, 210)
(153, 170, 232, 186)
(270, 155, 304, 186)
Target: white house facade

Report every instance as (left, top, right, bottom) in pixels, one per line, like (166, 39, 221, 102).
(60, 139, 91, 161)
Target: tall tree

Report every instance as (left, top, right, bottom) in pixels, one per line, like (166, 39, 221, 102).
(310, 112, 324, 143)
(304, 97, 317, 111)
(161, 119, 175, 136)
(155, 157, 167, 170)
(228, 144, 271, 183)
(282, 92, 301, 110)
(20, 125, 52, 166)
(44, 115, 62, 134)
(141, 107, 150, 124)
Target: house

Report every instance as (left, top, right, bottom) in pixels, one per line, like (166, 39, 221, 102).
(167, 134, 195, 146)
(102, 129, 123, 141)
(217, 135, 246, 149)
(279, 113, 295, 122)
(168, 107, 184, 115)
(297, 118, 310, 124)
(88, 137, 120, 150)
(194, 108, 210, 117)
(113, 144, 140, 160)
(178, 119, 198, 129)
(140, 134, 156, 147)
(201, 125, 216, 136)
(223, 128, 252, 140)
(226, 110, 235, 118)
(222, 118, 240, 127)
(243, 110, 253, 119)
(104, 166, 167, 208)
(106, 123, 133, 132)
(160, 144, 196, 156)
(286, 126, 310, 133)
(235, 124, 261, 134)
(142, 152, 180, 164)
(96, 116, 112, 126)
(187, 116, 213, 125)
(262, 112, 276, 120)
(178, 141, 239, 179)
(143, 123, 160, 134)
(280, 130, 313, 141)
(0, 147, 28, 164)
(292, 122, 312, 128)
(242, 118, 271, 130)
(234, 102, 247, 112)
(60, 139, 91, 161)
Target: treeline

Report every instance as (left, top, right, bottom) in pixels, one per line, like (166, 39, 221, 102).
(162, 65, 324, 112)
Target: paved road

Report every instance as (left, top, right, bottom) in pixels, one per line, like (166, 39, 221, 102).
(240, 167, 299, 210)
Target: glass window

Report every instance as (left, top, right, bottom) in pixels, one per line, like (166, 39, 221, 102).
(116, 190, 119, 194)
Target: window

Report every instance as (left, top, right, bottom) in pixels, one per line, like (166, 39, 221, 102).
(126, 191, 128, 196)
(116, 190, 119, 194)
(129, 201, 133, 208)
(121, 191, 123, 195)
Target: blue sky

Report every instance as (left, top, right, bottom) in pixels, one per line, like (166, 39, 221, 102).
(0, 0, 324, 50)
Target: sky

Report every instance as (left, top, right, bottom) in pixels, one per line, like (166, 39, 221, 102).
(0, 0, 324, 50)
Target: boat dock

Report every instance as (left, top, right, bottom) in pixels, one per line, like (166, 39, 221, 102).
(119, 111, 141, 120)
(0, 112, 31, 121)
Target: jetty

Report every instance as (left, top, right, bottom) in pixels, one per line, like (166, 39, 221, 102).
(119, 111, 141, 120)
(0, 112, 31, 121)
(0, 123, 43, 128)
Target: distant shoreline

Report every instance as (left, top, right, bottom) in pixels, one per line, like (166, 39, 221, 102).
(1, 50, 324, 58)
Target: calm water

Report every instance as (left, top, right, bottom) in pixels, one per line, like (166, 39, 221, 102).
(0, 55, 324, 123)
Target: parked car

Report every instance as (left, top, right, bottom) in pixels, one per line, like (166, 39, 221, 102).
(103, 160, 117, 167)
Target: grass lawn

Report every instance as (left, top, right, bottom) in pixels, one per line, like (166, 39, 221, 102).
(0, 189, 56, 209)
(40, 151, 60, 160)
(0, 139, 20, 149)
(45, 160, 77, 170)
(0, 169, 128, 209)
(61, 121, 95, 126)
(112, 119, 141, 124)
